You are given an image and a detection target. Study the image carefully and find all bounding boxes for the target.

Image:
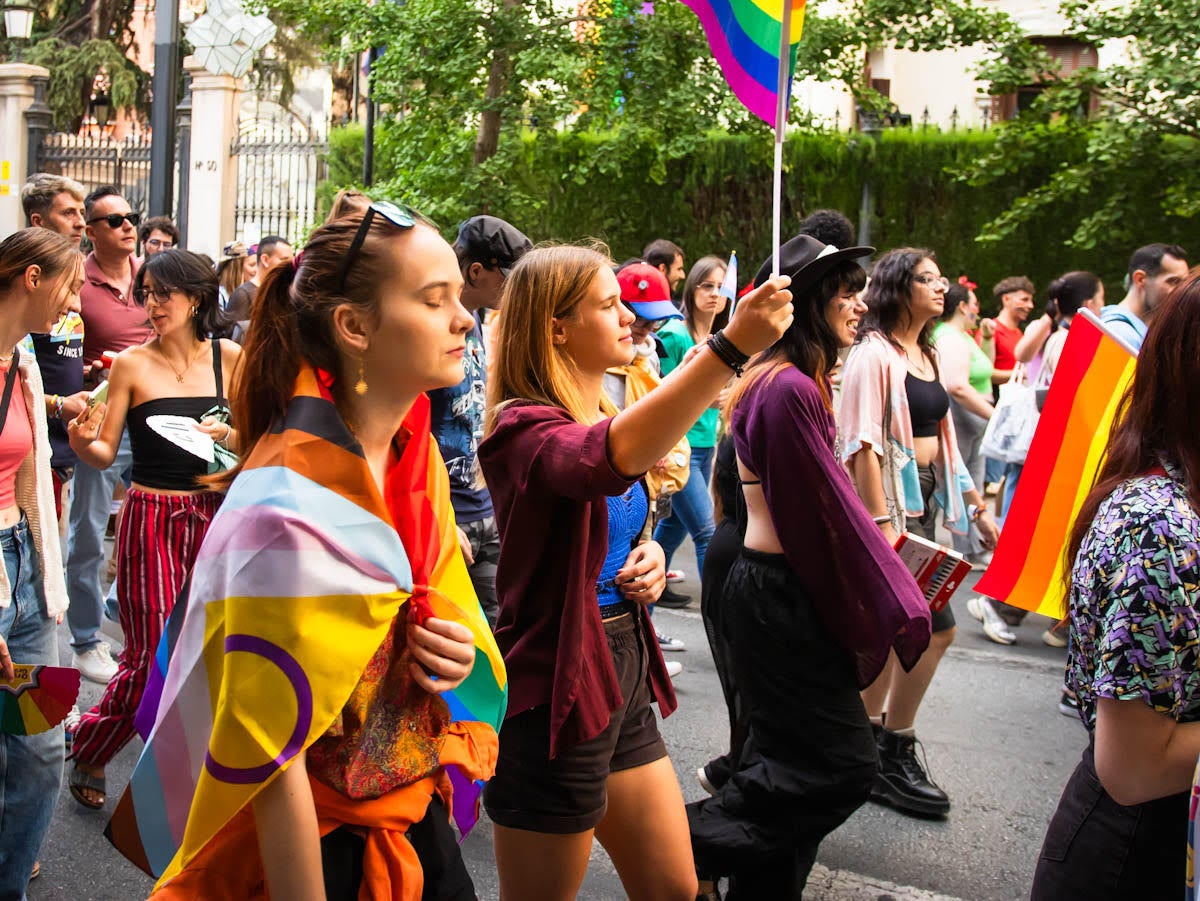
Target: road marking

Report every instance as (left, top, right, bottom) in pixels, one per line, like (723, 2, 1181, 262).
(806, 864, 967, 900)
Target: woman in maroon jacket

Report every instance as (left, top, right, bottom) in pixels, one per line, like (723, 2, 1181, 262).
(479, 244, 792, 900)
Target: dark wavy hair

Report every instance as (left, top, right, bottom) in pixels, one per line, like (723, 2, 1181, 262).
(730, 259, 866, 413)
(1065, 270, 1200, 596)
(858, 247, 938, 370)
(134, 249, 222, 341)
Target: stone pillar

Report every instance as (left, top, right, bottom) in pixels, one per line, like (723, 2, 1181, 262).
(0, 63, 51, 237)
(184, 57, 241, 260)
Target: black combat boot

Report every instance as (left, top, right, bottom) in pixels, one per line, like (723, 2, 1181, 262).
(872, 727, 951, 817)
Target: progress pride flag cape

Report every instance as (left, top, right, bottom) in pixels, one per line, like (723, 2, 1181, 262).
(106, 367, 507, 891)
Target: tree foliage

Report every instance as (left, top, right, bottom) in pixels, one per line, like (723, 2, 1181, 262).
(23, 37, 146, 131)
(265, 0, 1021, 223)
(968, 0, 1200, 250)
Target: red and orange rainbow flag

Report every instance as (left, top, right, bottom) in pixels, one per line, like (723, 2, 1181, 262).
(976, 311, 1137, 618)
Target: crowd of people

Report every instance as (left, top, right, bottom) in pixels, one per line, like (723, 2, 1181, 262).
(0, 169, 1195, 901)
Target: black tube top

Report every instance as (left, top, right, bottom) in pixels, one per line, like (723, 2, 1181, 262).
(126, 341, 227, 491)
(127, 397, 224, 490)
(906, 371, 949, 438)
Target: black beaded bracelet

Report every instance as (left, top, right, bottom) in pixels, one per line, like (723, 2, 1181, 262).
(706, 330, 750, 376)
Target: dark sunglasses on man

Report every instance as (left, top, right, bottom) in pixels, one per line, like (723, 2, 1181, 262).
(338, 201, 418, 292)
(87, 212, 141, 229)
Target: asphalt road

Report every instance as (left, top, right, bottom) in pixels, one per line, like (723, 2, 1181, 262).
(29, 540, 1081, 900)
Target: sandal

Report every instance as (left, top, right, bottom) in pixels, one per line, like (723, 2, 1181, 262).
(30, 861, 40, 880)
(69, 765, 106, 809)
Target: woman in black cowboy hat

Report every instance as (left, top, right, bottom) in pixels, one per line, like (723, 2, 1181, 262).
(688, 235, 932, 900)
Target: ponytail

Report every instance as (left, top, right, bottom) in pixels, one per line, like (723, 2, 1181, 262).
(1046, 271, 1101, 323)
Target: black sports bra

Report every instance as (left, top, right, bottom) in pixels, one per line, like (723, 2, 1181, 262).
(127, 343, 227, 490)
(905, 370, 949, 438)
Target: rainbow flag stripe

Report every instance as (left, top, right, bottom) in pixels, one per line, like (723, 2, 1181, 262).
(976, 312, 1136, 618)
(681, 0, 806, 124)
(105, 369, 507, 887)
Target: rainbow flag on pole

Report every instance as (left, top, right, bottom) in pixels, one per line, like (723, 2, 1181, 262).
(975, 310, 1136, 618)
(680, 0, 807, 125)
(106, 369, 507, 889)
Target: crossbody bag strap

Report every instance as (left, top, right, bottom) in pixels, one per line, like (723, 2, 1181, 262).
(0, 348, 21, 436)
(211, 339, 225, 406)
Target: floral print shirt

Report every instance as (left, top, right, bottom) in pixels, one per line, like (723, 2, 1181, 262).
(1067, 467, 1200, 731)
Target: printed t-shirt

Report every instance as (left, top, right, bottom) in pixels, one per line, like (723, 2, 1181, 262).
(1066, 468, 1200, 732)
(428, 320, 492, 523)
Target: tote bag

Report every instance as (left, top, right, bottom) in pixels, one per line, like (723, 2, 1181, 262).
(981, 364, 1039, 465)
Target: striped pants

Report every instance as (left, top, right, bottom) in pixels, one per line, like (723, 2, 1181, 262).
(72, 489, 221, 768)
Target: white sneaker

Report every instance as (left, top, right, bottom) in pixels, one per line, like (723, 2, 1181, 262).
(966, 597, 1016, 645)
(656, 630, 686, 652)
(666, 569, 686, 583)
(74, 642, 118, 684)
(664, 660, 683, 679)
(1042, 628, 1068, 649)
(63, 704, 82, 747)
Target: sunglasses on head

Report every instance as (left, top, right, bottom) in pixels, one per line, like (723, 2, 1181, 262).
(88, 212, 140, 229)
(338, 201, 417, 293)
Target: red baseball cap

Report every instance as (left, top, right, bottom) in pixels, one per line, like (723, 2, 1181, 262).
(616, 263, 683, 322)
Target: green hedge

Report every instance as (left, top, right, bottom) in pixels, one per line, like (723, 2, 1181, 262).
(325, 126, 1200, 314)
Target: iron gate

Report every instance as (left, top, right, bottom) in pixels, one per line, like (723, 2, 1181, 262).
(232, 113, 327, 245)
(35, 132, 155, 216)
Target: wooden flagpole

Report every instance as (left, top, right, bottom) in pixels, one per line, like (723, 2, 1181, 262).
(770, 1, 792, 279)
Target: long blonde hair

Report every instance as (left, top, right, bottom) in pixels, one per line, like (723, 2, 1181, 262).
(487, 243, 617, 433)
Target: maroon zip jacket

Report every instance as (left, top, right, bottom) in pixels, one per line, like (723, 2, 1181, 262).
(479, 403, 677, 759)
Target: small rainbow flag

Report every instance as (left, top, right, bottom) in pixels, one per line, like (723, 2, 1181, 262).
(681, 0, 807, 125)
(106, 368, 507, 889)
(975, 311, 1136, 618)
(0, 664, 80, 734)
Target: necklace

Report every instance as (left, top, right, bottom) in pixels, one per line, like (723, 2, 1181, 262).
(158, 341, 207, 383)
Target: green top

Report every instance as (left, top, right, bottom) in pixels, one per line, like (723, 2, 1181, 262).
(658, 320, 718, 449)
(932, 321, 993, 398)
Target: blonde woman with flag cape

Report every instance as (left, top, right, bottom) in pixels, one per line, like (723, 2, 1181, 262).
(105, 203, 508, 900)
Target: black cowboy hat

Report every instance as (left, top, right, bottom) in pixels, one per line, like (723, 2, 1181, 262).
(753, 234, 873, 293)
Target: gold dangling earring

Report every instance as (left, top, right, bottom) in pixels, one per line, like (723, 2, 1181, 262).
(354, 353, 368, 396)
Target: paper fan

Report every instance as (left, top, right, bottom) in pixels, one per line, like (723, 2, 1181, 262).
(0, 665, 81, 735)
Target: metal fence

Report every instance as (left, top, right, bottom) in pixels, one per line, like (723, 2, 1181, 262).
(35, 132, 155, 215)
(233, 115, 328, 245)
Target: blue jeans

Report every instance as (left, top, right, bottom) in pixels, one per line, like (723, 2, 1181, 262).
(654, 445, 716, 578)
(0, 519, 63, 900)
(984, 456, 1005, 486)
(1001, 461, 1023, 524)
(65, 429, 131, 652)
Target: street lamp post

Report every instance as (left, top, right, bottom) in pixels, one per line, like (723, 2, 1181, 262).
(2, 1, 34, 61)
(149, 0, 181, 218)
(91, 92, 112, 134)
